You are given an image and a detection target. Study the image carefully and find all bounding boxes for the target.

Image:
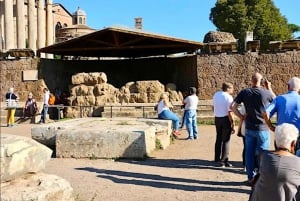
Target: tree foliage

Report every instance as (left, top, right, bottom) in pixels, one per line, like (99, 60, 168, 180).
(210, 0, 293, 51)
(288, 24, 300, 36)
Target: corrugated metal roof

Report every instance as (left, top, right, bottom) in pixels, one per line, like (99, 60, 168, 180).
(37, 26, 204, 58)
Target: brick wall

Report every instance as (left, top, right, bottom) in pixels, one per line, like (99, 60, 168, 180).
(0, 58, 47, 102)
(197, 51, 300, 99)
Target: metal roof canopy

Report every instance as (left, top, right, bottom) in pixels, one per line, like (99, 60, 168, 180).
(37, 26, 204, 58)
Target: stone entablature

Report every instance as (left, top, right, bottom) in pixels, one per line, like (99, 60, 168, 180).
(269, 40, 300, 52)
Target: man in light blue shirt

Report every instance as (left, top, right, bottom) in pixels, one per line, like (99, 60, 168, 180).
(263, 77, 300, 153)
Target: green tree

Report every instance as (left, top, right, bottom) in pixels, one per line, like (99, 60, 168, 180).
(210, 0, 292, 51)
(288, 24, 300, 37)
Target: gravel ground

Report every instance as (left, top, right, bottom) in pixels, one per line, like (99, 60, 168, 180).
(1, 123, 253, 201)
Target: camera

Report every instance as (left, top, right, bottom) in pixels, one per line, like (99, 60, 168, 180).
(261, 77, 268, 86)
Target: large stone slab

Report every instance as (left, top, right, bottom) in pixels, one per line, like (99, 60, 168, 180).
(138, 118, 172, 150)
(31, 118, 83, 147)
(31, 118, 172, 159)
(1, 172, 74, 201)
(0, 134, 52, 182)
(56, 124, 156, 159)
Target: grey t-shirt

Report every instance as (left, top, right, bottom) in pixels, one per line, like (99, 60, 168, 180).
(234, 87, 273, 131)
(250, 151, 300, 201)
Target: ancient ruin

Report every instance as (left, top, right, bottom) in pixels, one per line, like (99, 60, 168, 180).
(1, 134, 74, 201)
(31, 117, 172, 159)
(202, 31, 238, 53)
(66, 72, 184, 118)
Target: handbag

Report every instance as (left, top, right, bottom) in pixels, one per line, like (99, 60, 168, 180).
(6, 93, 18, 108)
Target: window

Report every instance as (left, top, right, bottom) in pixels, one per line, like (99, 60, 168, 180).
(55, 22, 62, 31)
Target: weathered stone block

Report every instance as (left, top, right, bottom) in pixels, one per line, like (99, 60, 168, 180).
(138, 118, 172, 149)
(71, 72, 107, 85)
(56, 126, 156, 158)
(31, 119, 81, 147)
(135, 80, 165, 93)
(0, 134, 52, 182)
(31, 118, 171, 159)
(1, 172, 74, 201)
(70, 84, 94, 96)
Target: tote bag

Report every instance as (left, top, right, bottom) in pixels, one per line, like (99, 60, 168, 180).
(6, 94, 18, 108)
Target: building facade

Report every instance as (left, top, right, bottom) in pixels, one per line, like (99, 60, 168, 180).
(55, 7, 95, 43)
(0, 1, 93, 54)
(0, 0, 55, 52)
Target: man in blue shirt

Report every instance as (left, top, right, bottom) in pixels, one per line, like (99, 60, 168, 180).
(263, 77, 300, 153)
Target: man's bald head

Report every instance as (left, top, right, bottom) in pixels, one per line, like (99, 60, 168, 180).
(251, 72, 263, 86)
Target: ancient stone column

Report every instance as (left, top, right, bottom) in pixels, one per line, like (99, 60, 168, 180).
(37, 0, 45, 49)
(0, 0, 5, 50)
(16, 0, 25, 49)
(46, 0, 53, 46)
(4, 0, 14, 50)
(46, 0, 53, 58)
(28, 0, 37, 51)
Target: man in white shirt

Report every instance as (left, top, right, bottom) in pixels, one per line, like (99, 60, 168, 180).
(39, 88, 50, 124)
(183, 87, 199, 140)
(212, 82, 234, 167)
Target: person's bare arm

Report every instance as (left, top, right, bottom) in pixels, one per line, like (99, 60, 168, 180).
(230, 101, 245, 120)
(228, 110, 235, 134)
(262, 112, 275, 132)
(163, 99, 173, 109)
(264, 79, 276, 98)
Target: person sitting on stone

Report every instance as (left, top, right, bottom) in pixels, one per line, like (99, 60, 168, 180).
(22, 92, 38, 118)
(156, 92, 181, 137)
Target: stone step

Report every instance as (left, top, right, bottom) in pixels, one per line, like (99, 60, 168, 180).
(1, 113, 41, 125)
(0, 101, 215, 124)
(101, 111, 158, 118)
(1, 102, 44, 125)
(101, 106, 214, 119)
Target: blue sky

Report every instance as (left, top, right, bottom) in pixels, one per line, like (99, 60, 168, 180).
(55, 0, 300, 42)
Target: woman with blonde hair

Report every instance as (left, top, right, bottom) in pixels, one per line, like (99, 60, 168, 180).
(157, 93, 180, 136)
(22, 92, 38, 118)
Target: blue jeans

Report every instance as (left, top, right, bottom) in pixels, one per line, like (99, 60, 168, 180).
(186, 110, 198, 139)
(180, 110, 187, 128)
(40, 104, 49, 123)
(245, 129, 270, 180)
(158, 110, 180, 130)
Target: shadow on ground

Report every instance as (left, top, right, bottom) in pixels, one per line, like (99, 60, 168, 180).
(75, 158, 251, 194)
(117, 158, 246, 175)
